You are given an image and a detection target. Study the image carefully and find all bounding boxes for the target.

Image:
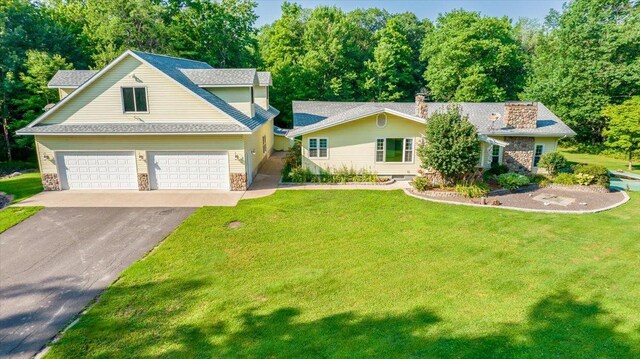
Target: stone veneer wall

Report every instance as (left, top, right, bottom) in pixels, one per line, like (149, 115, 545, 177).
(230, 173, 247, 191)
(504, 103, 537, 129)
(503, 137, 535, 174)
(137, 173, 150, 191)
(415, 93, 428, 119)
(42, 173, 61, 191)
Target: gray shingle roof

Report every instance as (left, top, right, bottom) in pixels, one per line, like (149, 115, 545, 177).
(291, 101, 575, 138)
(257, 72, 272, 86)
(16, 122, 250, 135)
(131, 51, 273, 130)
(180, 69, 257, 86)
(274, 125, 288, 136)
(48, 70, 98, 87)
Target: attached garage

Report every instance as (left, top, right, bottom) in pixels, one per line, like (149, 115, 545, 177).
(57, 151, 138, 190)
(148, 151, 230, 190)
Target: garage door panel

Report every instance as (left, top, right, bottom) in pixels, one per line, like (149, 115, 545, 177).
(58, 152, 137, 190)
(148, 151, 230, 190)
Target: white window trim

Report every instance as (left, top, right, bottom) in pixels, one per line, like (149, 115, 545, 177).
(490, 145, 503, 166)
(533, 144, 544, 168)
(121, 86, 149, 114)
(308, 137, 329, 159)
(375, 138, 414, 163)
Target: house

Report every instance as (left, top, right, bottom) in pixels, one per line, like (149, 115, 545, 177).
(17, 50, 279, 191)
(287, 94, 576, 176)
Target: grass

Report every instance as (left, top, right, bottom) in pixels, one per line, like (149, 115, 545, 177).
(0, 206, 42, 233)
(46, 190, 640, 358)
(560, 148, 640, 174)
(0, 172, 43, 203)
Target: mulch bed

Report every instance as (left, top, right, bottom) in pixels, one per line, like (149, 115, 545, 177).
(408, 186, 628, 212)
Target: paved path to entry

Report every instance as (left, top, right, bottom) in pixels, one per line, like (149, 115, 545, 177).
(0, 207, 194, 359)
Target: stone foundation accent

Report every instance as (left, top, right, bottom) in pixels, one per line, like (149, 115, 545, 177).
(230, 173, 247, 191)
(42, 173, 61, 191)
(137, 173, 150, 191)
(503, 136, 534, 174)
(504, 102, 537, 129)
(543, 183, 609, 193)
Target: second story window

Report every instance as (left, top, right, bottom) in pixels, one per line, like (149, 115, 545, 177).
(122, 87, 148, 113)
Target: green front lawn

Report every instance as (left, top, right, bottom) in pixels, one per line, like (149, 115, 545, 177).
(0, 172, 43, 203)
(47, 191, 640, 358)
(560, 149, 640, 174)
(0, 206, 42, 233)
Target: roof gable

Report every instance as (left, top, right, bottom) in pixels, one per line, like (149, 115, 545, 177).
(23, 50, 278, 132)
(48, 70, 98, 88)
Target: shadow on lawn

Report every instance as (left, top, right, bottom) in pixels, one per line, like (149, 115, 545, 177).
(50, 278, 640, 358)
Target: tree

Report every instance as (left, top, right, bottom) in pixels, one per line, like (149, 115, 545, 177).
(523, 0, 640, 143)
(168, 0, 258, 68)
(602, 97, 640, 170)
(421, 10, 526, 102)
(364, 17, 415, 101)
(18, 51, 72, 119)
(417, 105, 480, 183)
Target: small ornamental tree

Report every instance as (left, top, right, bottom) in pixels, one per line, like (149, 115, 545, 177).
(418, 105, 480, 183)
(602, 97, 640, 171)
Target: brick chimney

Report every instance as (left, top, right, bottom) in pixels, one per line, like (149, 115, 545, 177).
(504, 102, 538, 129)
(415, 93, 429, 119)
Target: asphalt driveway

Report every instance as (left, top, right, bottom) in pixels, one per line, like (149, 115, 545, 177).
(0, 207, 194, 359)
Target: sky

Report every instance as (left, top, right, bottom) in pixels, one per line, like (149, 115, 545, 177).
(254, 0, 567, 26)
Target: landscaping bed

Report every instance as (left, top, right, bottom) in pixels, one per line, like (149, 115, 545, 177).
(407, 186, 627, 213)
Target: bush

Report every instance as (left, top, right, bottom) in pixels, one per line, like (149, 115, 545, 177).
(497, 173, 530, 190)
(454, 182, 490, 198)
(485, 163, 509, 176)
(573, 164, 609, 186)
(417, 105, 480, 183)
(553, 173, 577, 185)
(574, 173, 595, 186)
(411, 176, 430, 191)
(538, 152, 567, 175)
(288, 167, 314, 183)
(531, 174, 552, 186)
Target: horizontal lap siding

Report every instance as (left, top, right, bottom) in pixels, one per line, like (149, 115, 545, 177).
(301, 114, 425, 175)
(42, 56, 234, 124)
(244, 119, 273, 177)
(36, 135, 245, 175)
(207, 87, 253, 118)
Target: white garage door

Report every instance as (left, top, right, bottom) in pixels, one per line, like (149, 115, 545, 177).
(57, 152, 138, 190)
(148, 151, 230, 190)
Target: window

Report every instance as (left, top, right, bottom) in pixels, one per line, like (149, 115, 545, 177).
(533, 144, 544, 167)
(122, 87, 147, 112)
(262, 135, 267, 154)
(375, 138, 413, 163)
(309, 138, 328, 158)
(491, 145, 501, 165)
(251, 87, 255, 104)
(376, 139, 384, 162)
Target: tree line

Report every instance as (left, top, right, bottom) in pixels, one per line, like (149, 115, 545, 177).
(1, 0, 638, 161)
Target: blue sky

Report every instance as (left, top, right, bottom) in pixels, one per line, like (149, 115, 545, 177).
(254, 0, 567, 26)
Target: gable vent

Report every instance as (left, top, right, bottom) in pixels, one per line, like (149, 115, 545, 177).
(376, 113, 387, 128)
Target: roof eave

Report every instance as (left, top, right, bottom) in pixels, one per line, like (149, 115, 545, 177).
(16, 130, 252, 136)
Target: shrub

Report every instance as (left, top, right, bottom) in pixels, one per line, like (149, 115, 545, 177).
(454, 182, 490, 198)
(538, 152, 567, 175)
(497, 173, 530, 190)
(553, 173, 577, 185)
(417, 105, 480, 183)
(574, 173, 595, 186)
(573, 164, 609, 186)
(411, 176, 430, 191)
(288, 167, 314, 183)
(531, 174, 552, 186)
(485, 163, 509, 176)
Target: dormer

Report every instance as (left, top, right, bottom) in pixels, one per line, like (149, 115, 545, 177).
(48, 70, 98, 100)
(181, 69, 258, 118)
(255, 72, 272, 110)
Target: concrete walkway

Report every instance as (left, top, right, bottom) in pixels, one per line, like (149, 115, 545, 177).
(14, 189, 244, 208)
(242, 151, 286, 200)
